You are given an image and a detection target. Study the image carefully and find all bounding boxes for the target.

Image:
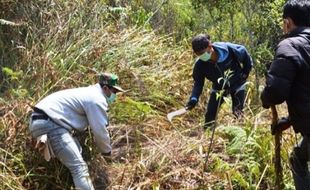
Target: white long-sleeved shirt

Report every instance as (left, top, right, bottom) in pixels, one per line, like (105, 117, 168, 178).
(36, 83, 111, 153)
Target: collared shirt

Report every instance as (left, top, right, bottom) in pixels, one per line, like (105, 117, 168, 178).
(36, 83, 111, 153)
(212, 42, 229, 63)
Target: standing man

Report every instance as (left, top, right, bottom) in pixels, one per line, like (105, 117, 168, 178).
(261, 0, 310, 189)
(29, 73, 125, 190)
(186, 34, 253, 128)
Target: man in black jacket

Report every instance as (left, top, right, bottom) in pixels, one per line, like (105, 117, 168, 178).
(261, 0, 310, 189)
(186, 34, 253, 128)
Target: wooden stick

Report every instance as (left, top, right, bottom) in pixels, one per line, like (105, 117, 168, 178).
(271, 105, 284, 190)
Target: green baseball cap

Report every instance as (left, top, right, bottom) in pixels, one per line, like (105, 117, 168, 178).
(99, 72, 125, 92)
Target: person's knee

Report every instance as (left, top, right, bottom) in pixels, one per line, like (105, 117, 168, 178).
(70, 161, 90, 178)
(205, 111, 215, 120)
(205, 104, 218, 121)
(205, 112, 216, 123)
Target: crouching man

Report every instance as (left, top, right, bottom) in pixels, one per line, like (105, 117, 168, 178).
(29, 73, 125, 190)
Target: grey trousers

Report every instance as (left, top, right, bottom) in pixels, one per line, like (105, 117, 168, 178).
(290, 135, 310, 190)
(29, 117, 95, 190)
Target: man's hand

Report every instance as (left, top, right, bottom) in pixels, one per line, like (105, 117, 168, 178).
(271, 117, 291, 135)
(186, 97, 198, 110)
(262, 103, 270, 109)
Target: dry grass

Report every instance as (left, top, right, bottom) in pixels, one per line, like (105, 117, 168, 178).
(0, 97, 297, 189)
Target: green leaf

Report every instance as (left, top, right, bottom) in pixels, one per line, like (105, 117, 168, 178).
(219, 126, 247, 154)
(2, 67, 23, 80)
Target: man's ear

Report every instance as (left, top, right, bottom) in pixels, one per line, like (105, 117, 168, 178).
(283, 17, 296, 34)
(208, 43, 214, 53)
(102, 85, 111, 96)
(207, 41, 212, 47)
(283, 18, 289, 34)
(102, 85, 107, 90)
(288, 17, 296, 29)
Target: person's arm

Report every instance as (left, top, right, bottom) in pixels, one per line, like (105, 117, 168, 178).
(191, 61, 206, 99)
(261, 41, 299, 107)
(187, 61, 205, 109)
(229, 43, 253, 77)
(261, 58, 297, 107)
(85, 101, 111, 154)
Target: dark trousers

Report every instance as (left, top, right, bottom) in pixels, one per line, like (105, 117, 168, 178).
(204, 88, 245, 128)
(290, 135, 310, 190)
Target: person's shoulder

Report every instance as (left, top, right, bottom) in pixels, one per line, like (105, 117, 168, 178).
(75, 84, 104, 100)
(213, 42, 225, 45)
(217, 42, 246, 52)
(85, 90, 108, 109)
(213, 42, 228, 48)
(276, 37, 305, 62)
(213, 42, 231, 51)
(279, 34, 309, 46)
(277, 38, 298, 53)
(278, 37, 295, 45)
(193, 59, 209, 74)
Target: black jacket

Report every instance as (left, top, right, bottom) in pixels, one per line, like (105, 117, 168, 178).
(261, 27, 310, 135)
(190, 42, 253, 101)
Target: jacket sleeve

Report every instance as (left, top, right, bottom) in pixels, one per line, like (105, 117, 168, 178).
(261, 41, 299, 107)
(190, 60, 205, 101)
(85, 101, 111, 154)
(229, 43, 253, 75)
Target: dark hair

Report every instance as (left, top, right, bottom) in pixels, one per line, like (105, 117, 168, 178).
(283, 0, 310, 27)
(191, 34, 211, 53)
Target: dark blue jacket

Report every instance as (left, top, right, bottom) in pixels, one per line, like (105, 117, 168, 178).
(190, 42, 253, 101)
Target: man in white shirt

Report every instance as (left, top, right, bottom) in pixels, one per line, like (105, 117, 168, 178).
(29, 72, 125, 190)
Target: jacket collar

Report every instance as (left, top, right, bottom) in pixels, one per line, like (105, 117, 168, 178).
(286, 27, 310, 38)
(212, 42, 229, 63)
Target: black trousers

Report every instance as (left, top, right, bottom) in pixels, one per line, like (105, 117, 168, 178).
(290, 134, 310, 190)
(204, 88, 245, 128)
